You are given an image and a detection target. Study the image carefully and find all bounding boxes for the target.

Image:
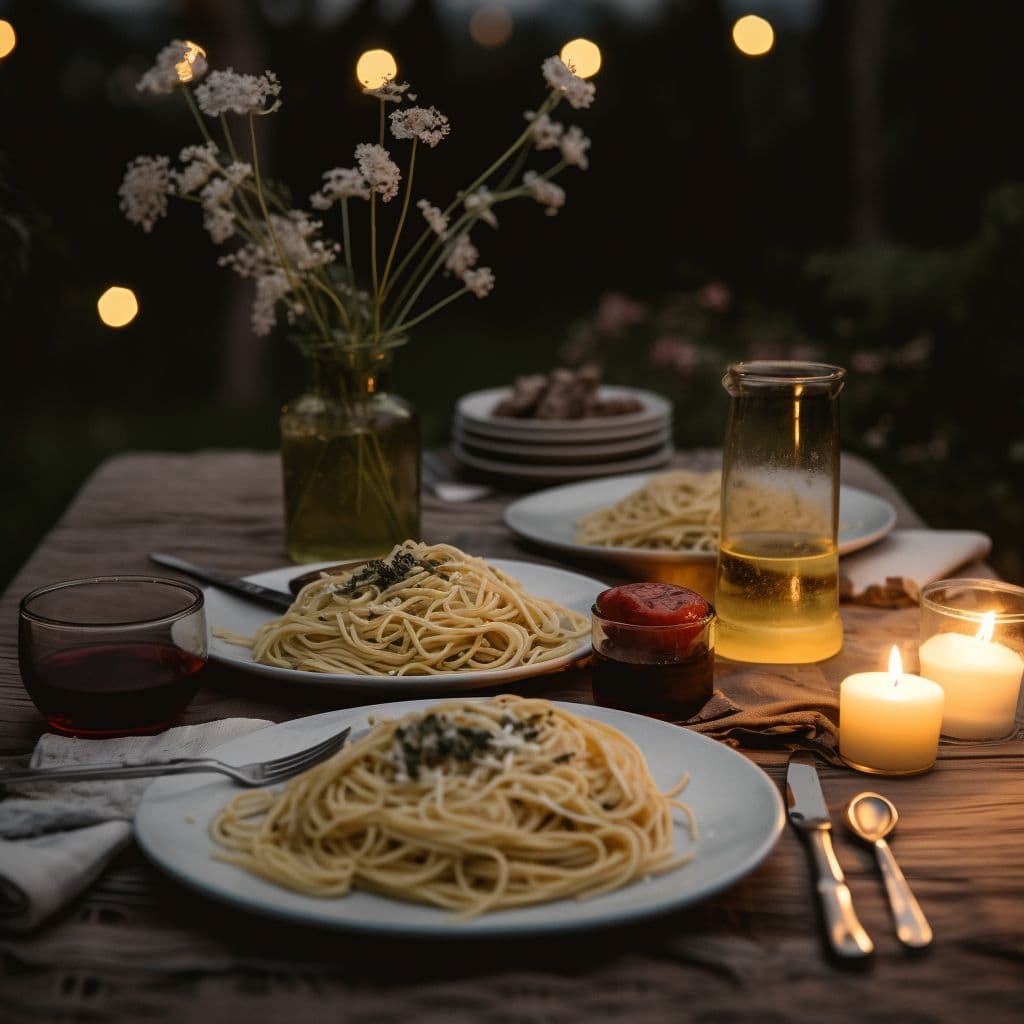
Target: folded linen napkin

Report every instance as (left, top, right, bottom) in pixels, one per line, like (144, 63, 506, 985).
(681, 691, 841, 764)
(840, 529, 992, 607)
(0, 718, 269, 932)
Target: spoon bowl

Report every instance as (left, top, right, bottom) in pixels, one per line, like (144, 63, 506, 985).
(844, 792, 899, 844)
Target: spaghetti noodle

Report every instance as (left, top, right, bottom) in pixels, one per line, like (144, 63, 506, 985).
(210, 695, 695, 916)
(575, 470, 721, 551)
(574, 470, 831, 551)
(216, 541, 589, 676)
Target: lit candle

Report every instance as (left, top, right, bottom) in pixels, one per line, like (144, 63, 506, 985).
(839, 647, 944, 775)
(918, 612, 1024, 739)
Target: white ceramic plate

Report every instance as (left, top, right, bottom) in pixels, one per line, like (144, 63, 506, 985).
(452, 442, 675, 482)
(204, 559, 602, 694)
(135, 700, 785, 937)
(453, 423, 672, 463)
(503, 474, 898, 570)
(456, 386, 672, 441)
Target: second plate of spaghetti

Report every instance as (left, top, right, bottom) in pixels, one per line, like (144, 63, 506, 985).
(504, 471, 897, 577)
(204, 548, 603, 693)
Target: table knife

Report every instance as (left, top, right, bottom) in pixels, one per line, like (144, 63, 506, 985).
(786, 751, 874, 959)
(149, 553, 295, 611)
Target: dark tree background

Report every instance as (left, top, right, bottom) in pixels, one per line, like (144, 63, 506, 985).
(2, 0, 1023, 585)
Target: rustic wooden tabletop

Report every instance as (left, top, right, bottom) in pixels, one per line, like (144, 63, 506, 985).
(1, 450, 1021, 1023)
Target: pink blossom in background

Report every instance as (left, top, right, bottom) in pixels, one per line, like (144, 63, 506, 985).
(594, 291, 648, 335)
(788, 343, 824, 362)
(697, 280, 732, 313)
(649, 336, 701, 374)
(894, 333, 934, 368)
(851, 350, 886, 374)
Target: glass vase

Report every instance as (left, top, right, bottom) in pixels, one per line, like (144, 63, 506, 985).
(280, 343, 420, 563)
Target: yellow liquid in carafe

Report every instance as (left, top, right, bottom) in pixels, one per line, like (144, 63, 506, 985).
(715, 532, 842, 663)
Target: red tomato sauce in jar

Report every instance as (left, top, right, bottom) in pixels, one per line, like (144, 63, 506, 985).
(591, 583, 716, 720)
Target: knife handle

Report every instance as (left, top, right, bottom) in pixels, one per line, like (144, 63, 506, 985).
(805, 828, 874, 958)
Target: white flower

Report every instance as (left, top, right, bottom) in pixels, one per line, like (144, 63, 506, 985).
(559, 125, 590, 170)
(445, 233, 479, 277)
(174, 141, 220, 194)
(525, 111, 563, 151)
(271, 210, 339, 271)
(464, 187, 498, 229)
(310, 167, 370, 209)
(118, 155, 172, 232)
(523, 171, 565, 216)
(541, 56, 595, 110)
(200, 178, 236, 244)
(355, 143, 401, 202)
(364, 79, 411, 104)
(137, 39, 208, 95)
(195, 69, 281, 117)
(250, 271, 291, 336)
(389, 106, 450, 148)
(224, 161, 252, 186)
(417, 199, 448, 236)
(462, 267, 495, 298)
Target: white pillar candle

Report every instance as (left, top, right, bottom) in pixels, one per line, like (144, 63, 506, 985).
(918, 617, 1024, 739)
(840, 647, 944, 775)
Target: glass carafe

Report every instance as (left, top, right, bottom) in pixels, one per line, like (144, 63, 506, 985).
(714, 361, 846, 663)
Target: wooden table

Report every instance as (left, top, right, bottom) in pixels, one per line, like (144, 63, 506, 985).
(1, 451, 1021, 1023)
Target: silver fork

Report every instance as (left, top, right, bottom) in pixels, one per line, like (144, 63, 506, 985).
(0, 726, 351, 788)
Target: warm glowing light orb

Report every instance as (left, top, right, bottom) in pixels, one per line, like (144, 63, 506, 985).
(469, 5, 513, 48)
(560, 38, 601, 79)
(97, 286, 139, 328)
(0, 20, 16, 60)
(732, 14, 774, 57)
(175, 40, 206, 83)
(356, 48, 398, 89)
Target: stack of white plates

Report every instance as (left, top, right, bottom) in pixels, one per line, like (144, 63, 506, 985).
(451, 386, 674, 484)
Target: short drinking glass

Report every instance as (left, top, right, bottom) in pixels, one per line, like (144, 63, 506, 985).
(18, 576, 207, 737)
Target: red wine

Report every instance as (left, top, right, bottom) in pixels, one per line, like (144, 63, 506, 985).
(591, 647, 714, 721)
(20, 642, 205, 737)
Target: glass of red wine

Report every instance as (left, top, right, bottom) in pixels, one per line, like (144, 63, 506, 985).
(18, 576, 207, 737)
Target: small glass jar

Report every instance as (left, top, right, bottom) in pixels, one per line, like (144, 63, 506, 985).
(281, 340, 420, 563)
(715, 361, 846, 664)
(591, 602, 716, 720)
(918, 578, 1024, 739)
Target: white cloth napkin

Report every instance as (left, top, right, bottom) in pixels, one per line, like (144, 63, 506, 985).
(840, 529, 992, 606)
(0, 718, 269, 932)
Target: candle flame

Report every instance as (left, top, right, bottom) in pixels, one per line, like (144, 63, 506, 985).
(976, 610, 996, 643)
(888, 645, 903, 682)
(175, 40, 206, 83)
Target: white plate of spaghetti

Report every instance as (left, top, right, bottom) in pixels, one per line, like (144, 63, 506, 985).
(504, 471, 897, 575)
(205, 543, 602, 693)
(134, 696, 785, 936)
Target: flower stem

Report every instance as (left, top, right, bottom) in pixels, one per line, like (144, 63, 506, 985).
(341, 198, 354, 284)
(248, 114, 331, 343)
(380, 139, 417, 297)
(390, 286, 469, 335)
(180, 87, 215, 145)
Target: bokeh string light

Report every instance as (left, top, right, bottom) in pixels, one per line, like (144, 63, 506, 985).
(97, 286, 140, 328)
(559, 38, 601, 79)
(469, 5, 514, 49)
(0, 20, 17, 61)
(355, 48, 398, 89)
(732, 14, 774, 57)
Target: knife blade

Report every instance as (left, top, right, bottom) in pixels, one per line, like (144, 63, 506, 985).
(149, 553, 295, 611)
(786, 752, 874, 959)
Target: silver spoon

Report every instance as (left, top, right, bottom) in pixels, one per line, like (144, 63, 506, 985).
(843, 792, 933, 949)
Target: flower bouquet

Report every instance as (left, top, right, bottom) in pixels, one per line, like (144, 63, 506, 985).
(120, 39, 595, 560)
